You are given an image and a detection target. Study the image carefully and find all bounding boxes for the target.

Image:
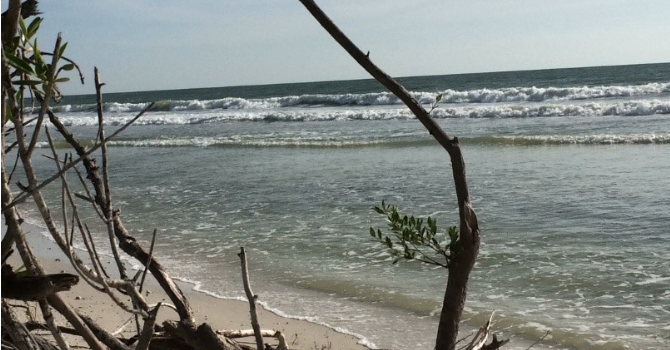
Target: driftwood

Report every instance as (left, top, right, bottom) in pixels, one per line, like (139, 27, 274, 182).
(1, 265, 79, 301)
(78, 313, 132, 350)
(237, 248, 264, 350)
(163, 320, 241, 350)
(1, 300, 41, 350)
(464, 313, 509, 350)
(219, 330, 287, 350)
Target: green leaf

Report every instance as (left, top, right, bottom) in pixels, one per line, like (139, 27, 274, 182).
(54, 77, 70, 83)
(59, 42, 68, 57)
(385, 236, 392, 249)
(5, 54, 34, 75)
(435, 93, 443, 103)
(34, 63, 47, 78)
(33, 41, 45, 66)
(18, 18, 28, 37)
(60, 63, 75, 71)
(369, 227, 376, 238)
(27, 17, 43, 38)
(373, 206, 384, 214)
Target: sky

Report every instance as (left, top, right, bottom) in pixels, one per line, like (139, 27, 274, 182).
(6, 0, 670, 95)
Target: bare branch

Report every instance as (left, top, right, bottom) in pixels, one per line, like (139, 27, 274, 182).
(297, 2, 483, 349)
(220, 330, 288, 350)
(38, 300, 72, 350)
(26, 34, 63, 157)
(1, 299, 41, 350)
(524, 331, 550, 350)
(3, 103, 154, 210)
(135, 303, 162, 350)
(238, 247, 264, 350)
(139, 228, 158, 293)
(94, 67, 127, 280)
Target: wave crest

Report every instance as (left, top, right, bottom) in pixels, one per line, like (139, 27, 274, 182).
(52, 99, 670, 127)
(47, 82, 670, 114)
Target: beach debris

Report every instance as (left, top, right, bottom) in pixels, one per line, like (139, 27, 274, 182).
(219, 330, 288, 350)
(1, 264, 79, 301)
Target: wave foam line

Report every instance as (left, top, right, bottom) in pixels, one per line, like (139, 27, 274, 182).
(47, 82, 670, 113)
(37, 133, 670, 150)
(177, 279, 378, 349)
(51, 99, 670, 126)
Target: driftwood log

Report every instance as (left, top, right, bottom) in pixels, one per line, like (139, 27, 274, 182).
(2, 264, 79, 301)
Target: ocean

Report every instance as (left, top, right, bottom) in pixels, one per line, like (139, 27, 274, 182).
(18, 62, 670, 349)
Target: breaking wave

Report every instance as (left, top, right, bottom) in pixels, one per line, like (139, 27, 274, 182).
(47, 82, 670, 114)
(52, 99, 670, 126)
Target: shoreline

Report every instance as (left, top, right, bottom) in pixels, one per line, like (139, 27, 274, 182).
(5, 218, 568, 350)
(4, 225, 371, 350)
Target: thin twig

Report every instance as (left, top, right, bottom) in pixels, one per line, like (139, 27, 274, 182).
(3, 102, 154, 210)
(139, 228, 158, 293)
(44, 127, 107, 291)
(39, 52, 86, 84)
(94, 67, 126, 280)
(134, 228, 157, 336)
(525, 331, 550, 350)
(61, 153, 70, 246)
(72, 163, 106, 221)
(238, 247, 264, 350)
(26, 34, 62, 157)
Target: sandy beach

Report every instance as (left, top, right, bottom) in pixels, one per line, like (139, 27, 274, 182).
(3, 228, 369, 350)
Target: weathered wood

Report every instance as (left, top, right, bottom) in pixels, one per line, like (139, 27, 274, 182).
(2, 264, 79, 301)
(78, 313, 132, 350)
(220, 330, 287, 350)
(93, 67, 127, 280)
(465, 312, 510, 350)
(46, 295, 107, 350)
(237, 248, 264, 350)
(163, 320, 242, 350)
(1, 300, 40, 350)
(135, 303, 162, 350)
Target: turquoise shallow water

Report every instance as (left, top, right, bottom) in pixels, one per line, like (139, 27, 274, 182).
(13, 63, 670, 349)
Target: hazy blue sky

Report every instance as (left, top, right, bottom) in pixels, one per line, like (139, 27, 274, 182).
(11, 0, 670, 95)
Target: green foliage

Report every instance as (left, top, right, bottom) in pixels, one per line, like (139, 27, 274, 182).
(3, 17, 74, 106)
(369, 200, 460, 267)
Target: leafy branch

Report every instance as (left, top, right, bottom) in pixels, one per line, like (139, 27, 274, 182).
(370, 200, 460, 268)
(4, 17, 76, 107)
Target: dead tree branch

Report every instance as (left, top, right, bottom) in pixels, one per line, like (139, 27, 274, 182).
(3, 104, 154, 210)
(220, 330, 287, 350)
(1, 299, 40, 350)
(297, 1, 491, 349)
(238, 247, 264, 350)
(93, 67, 127, 280)
(1, 265, 78, 301)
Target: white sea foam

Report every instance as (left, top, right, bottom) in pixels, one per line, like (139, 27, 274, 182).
(94, 132, 670, 148)
(50, 99, 670, 127)
(179, 279, 378, 349)
(47, 82, 670, 115)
